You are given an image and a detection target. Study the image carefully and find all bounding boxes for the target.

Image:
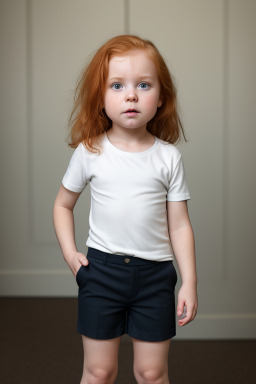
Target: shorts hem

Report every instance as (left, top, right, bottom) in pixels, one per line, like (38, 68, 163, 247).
(77, 325, 125, 340)
(128, 329, 176, 342)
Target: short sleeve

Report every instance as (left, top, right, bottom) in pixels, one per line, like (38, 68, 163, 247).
(167, 154, 191, 201)
(62, 143, 88, 193)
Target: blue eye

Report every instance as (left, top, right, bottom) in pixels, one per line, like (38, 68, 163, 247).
(138, 82, 150, 89)
(111, 82, 122, 90)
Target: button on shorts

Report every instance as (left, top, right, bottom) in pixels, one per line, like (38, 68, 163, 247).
(76, 247, 178, 342)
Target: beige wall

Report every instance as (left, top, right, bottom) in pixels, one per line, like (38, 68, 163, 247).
(0, 0, 255, 339)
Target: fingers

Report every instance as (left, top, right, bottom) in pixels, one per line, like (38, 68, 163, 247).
(177, 301, 198, 327)
(67, 252, 89, 278)
(78, 254, 89, 266)
(178, 305, 191, 326)
(74, 256, 89, 277)
(177, 299, 185, 318)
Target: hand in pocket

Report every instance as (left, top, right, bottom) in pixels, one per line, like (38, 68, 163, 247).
(65, 251, 89, 278)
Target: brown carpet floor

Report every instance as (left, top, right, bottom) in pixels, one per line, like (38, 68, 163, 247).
(0, 298, 255, 384)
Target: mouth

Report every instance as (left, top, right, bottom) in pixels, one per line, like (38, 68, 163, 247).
(123, 108, 139, 116)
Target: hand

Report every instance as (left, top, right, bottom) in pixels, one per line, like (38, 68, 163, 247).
(177, 282, 198, 327)
(65, 251, 89, 278)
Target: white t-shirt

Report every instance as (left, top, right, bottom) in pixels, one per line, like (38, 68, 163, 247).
(62, 132, 191, 261)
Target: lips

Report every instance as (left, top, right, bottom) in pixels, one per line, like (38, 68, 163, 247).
(124, 108, 139, 114)
(125, 108, 138, 112)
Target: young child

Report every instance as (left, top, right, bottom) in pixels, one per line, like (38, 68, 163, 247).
(53, 35, 198, 384)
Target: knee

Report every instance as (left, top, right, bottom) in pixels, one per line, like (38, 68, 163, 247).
(82, 366, 118, 384)
(134, 366, 167, 384)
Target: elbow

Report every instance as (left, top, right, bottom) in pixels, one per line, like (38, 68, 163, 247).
(169, 220, 192, 235)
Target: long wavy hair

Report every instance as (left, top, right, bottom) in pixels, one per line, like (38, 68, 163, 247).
(67, 34, 187, 154)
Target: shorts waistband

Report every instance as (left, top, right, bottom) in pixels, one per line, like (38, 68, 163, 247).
(87, 247, 167, 266)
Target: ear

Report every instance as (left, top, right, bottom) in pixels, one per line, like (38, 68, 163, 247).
(158, 99, 162, 108)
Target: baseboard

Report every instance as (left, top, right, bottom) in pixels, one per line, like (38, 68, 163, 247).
(1, 271, 256, 339)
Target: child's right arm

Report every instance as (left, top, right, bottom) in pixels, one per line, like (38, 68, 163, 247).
(53, 184, 89, 277)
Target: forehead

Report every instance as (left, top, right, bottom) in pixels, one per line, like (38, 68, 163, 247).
(107, 50, 157, 76)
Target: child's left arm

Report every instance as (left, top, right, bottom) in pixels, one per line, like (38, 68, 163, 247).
(167, 200, 198, 327)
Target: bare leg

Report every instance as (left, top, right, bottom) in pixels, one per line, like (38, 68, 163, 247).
(80, 335, 121, 384)
(132, 337, 171, 384)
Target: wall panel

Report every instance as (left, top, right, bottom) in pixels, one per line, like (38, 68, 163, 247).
(130, 0, 224, 310)
(129, 0, 256, 337)
(1, 0, 256, 338)
(0, 0, 125, 293)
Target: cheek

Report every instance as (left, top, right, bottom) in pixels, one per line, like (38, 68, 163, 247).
(104, 91, 119, 113)
(144, 95, 161, 111)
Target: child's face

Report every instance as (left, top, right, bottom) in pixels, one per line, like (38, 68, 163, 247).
(104, 49, 162, 133)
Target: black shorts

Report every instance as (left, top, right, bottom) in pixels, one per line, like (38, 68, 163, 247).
(76, 247, 178, 342)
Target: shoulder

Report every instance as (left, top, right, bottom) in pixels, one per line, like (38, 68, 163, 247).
(70, 142, 85, 154)
(77, 135, 104, 157)
(69, 142, 85, 161)
(157, 137, 182, 162)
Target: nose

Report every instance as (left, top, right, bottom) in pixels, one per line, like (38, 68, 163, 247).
(126, 89, 138, 102)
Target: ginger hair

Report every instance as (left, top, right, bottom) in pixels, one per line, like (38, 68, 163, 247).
(67, 34, 187, 154)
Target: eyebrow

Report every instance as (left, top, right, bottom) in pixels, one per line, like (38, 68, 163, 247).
(108, 75, 154, 81)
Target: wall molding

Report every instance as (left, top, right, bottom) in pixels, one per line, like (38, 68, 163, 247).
(222, 0, 230, 281)
(1, 271, 255, 339)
